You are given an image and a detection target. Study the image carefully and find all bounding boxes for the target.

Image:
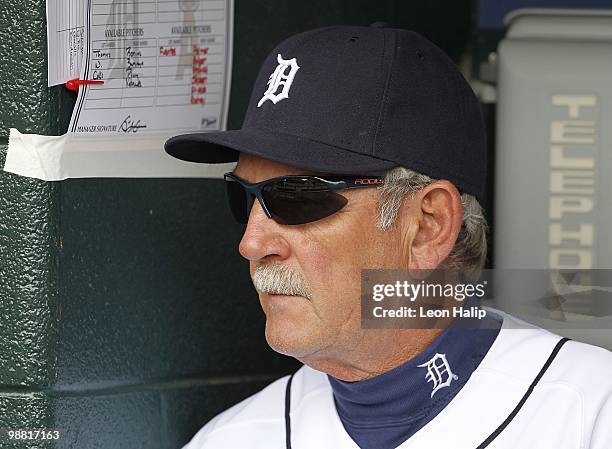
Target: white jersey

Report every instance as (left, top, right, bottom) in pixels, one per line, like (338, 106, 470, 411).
(183, 311, 612, 449)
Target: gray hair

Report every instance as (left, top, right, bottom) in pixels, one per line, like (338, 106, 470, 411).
(376, 166, 488, 280)
(252, 262, 313, 300)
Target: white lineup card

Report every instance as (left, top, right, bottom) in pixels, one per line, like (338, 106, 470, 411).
(47, 0, 86, 86)
(68, 0, 233, 135)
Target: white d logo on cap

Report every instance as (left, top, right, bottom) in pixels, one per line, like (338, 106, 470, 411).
(257, 54, 300, 107)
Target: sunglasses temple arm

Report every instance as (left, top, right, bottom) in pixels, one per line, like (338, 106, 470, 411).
(337, 177, 386, 189)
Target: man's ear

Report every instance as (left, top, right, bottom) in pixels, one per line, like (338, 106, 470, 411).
(400, 181, 463, 270)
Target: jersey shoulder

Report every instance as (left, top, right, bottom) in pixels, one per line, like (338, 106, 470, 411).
(182, 365, 327, 449)
(439, 310, 612, 449)
(488, 311, 612, 388)
(527, 322, 612, 449)
(546, 337, 612, 404)
(488, 311, 612, 447)
(494, 311, 612, 392)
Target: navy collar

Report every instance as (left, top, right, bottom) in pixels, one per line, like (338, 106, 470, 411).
(327, 311, 502, 449)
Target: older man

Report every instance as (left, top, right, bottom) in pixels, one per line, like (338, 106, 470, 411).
(166, 25, 612, 449)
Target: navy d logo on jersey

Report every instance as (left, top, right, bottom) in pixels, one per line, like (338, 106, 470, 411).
(418, 353, 459, 398)
(257, 54, 300, 107)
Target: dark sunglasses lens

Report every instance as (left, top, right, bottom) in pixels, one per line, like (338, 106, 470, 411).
(225, 179, 249, 224)
(262, 178, 348, 225)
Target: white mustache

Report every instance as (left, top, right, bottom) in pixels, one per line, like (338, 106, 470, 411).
(252, 263, 312, 300)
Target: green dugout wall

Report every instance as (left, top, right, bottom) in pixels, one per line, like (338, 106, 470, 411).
(0, 1, 473, 447)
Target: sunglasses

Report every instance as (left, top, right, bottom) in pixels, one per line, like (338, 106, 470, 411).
(224, 172, 386, 225)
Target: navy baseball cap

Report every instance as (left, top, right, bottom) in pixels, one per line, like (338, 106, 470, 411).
(165, 24, 486, 201)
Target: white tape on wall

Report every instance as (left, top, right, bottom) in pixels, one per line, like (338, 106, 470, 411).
(3, 128, 234, 181)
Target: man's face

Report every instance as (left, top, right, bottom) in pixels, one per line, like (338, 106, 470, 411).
(233, 153, 410, 367)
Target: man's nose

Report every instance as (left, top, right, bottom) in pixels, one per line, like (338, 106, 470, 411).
(238, 199, 290, 262)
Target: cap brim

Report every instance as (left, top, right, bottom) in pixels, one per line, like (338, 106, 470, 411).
(164, 128, 398, 174)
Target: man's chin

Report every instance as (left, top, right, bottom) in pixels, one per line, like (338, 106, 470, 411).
(264, 319, 320, 358)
